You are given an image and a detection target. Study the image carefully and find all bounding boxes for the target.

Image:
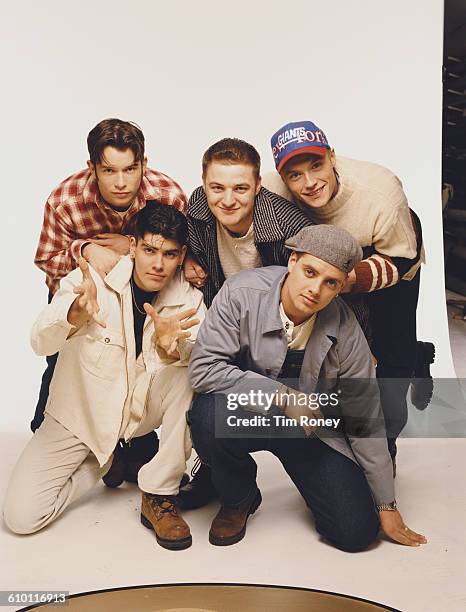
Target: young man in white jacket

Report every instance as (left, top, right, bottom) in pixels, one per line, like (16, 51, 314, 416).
(4, 202, 205, 550)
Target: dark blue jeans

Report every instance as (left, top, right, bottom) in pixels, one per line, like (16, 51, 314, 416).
(31, 292, 57, 433)
(188, 393, 380, 552)
(369, 271, 421, 457)
(30, 351, 59, 432)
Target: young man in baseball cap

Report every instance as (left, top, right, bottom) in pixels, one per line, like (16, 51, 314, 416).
(187, 225, 427, 550)
(263, 120, 435, 466)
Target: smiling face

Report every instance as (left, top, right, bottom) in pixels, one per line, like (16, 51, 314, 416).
(281, 252, 347, 324)
(281, 151, 338, 209)
(131, 232, 186, 292)
(203, 162, 261, 236)
(88, 146, 147, 210)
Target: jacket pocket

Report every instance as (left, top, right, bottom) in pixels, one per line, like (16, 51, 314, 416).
(79, 331, 125, 380)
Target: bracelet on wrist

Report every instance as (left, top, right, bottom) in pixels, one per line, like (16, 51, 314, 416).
(376, 500, 397, 512)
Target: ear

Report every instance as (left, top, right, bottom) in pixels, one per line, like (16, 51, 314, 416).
(339, 271, 350, 293)
(142, 156, 148, 172)
(129, 236, 136, 259)
(329, 149, 336, 168)
(178, 245, 187, 266)
(87, 160, 96, 178)
(287, 251, 298, 273)
(255, 175, 262, 196)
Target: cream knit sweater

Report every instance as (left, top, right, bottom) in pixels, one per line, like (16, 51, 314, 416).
(262, 156, 421, 292)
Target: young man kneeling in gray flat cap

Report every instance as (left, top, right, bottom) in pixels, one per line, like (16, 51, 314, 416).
(187, 225, 427, 551)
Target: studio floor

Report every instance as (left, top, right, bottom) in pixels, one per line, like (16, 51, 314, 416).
(1, 297, 465, 612)
(1, 437, 465, 612)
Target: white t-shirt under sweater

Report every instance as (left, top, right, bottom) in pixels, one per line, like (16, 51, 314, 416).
(262, 156, 422, 292)
(216, 221, 262, 279)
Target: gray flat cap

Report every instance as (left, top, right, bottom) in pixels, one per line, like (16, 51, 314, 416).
(285, 225, 362, 273)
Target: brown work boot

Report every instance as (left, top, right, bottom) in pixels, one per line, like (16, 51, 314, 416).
(209, 489, 262, 546)
(140, 492, 192, 550)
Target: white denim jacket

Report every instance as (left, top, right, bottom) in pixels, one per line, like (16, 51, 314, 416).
(31, 256, 205, 466)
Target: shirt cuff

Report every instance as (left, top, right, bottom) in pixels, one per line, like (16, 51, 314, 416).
(352, 256, 399, 293)
(71, 239, 90, 262)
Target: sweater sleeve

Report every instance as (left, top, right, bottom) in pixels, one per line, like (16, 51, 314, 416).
(352, 178, 419, 293)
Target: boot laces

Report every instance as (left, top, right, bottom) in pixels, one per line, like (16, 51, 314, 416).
(147, 494, 178, 515)
(159, 499, 178, 515)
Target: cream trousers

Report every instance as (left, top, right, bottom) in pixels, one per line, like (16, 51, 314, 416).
(3, 365, 193, 535)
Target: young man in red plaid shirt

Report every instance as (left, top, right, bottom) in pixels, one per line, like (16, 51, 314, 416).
(31, 118, 188, 486)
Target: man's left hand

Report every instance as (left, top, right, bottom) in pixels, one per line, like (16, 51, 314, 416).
(143, 304, 200, 358)
(184, 256, 208, 288)
(379, 509, 427, 547)
(91, 233, 131, 255)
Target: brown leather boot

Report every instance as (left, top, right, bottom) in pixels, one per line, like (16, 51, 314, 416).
(140, 492, 192, 550)
(209, 489, 262, 546)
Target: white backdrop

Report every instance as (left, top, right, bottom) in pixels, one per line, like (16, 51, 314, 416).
(0, 0, 451, 433)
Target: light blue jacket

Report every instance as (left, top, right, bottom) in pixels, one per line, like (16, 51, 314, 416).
(189, 266, 394, 505)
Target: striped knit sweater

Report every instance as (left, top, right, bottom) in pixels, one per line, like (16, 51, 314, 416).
(262, 156, 423, 293)
(187, 186, 313, 307)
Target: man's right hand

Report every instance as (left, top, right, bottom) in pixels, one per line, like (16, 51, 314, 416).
(82, 243, 120, 279)
(67, 258, 106, 329)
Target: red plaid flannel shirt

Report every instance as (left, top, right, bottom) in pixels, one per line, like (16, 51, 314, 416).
(35, 167, 187, 293)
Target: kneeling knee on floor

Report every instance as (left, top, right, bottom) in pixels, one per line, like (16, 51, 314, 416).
(3, 494, 53, 535)
(324, 517, 379, 552)
(335, 525, 378, 552)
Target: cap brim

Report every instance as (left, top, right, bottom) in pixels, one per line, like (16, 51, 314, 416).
(284, 240, 306, 252)
(277, 146, 328, 173)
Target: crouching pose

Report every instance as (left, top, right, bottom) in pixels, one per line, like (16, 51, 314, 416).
(188, 225, 426, 551)
(4, 202, 205, 550)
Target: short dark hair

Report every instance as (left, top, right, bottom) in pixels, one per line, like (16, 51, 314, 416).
(202, 138, 261, 179)
(87, 118, 145, 166)
(134, 201, 188, 247)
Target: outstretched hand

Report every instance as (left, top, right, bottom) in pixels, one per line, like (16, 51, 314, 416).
(143, 304, 199, 358)
(379, 509, 427, 547)
(68, 258, 106, 328)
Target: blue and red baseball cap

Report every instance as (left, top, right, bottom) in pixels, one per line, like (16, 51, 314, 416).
(271, 121, 331, 172)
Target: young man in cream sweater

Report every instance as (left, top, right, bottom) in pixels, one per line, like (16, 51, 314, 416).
(262, 121, 435, 464)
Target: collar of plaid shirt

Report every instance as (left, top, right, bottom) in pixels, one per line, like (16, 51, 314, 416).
(82, 169, 156, 212)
